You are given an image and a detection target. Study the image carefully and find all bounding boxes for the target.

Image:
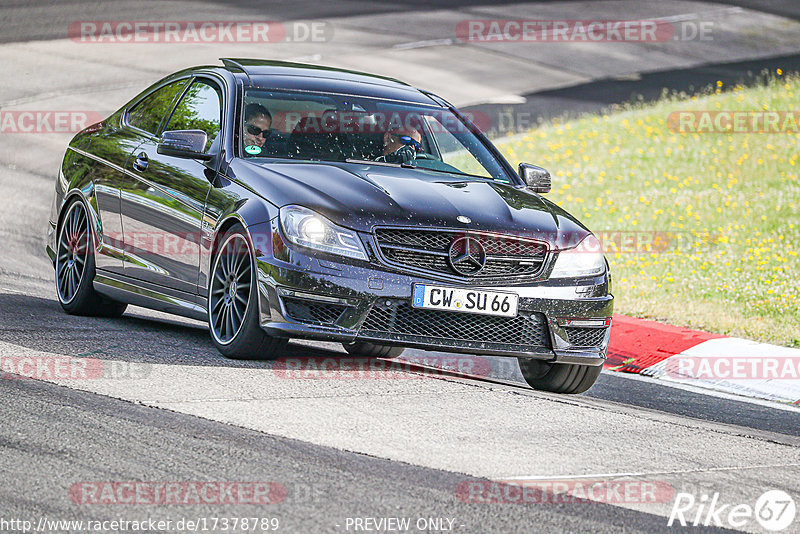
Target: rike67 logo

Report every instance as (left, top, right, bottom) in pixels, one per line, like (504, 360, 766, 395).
(668, 490, 796, 531)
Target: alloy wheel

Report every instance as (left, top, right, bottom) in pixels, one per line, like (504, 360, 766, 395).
(209, 234, 253, 345)
(56, 201, 90, 304)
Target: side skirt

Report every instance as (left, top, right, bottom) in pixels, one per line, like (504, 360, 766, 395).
(94, 271, 207, 322)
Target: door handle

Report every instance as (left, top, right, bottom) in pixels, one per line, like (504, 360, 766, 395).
(132, 152, 149, 172)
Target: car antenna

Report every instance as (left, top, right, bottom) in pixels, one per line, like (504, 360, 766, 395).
(220, 58, 252, 85)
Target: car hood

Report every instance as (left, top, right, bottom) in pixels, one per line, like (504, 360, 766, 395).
(232, 159, 589, 249)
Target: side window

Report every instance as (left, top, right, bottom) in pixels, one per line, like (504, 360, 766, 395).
(164, 80, 222, 153)
(126, 79, 187, 135)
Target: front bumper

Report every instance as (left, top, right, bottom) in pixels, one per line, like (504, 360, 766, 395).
(255, 227, 613, 367)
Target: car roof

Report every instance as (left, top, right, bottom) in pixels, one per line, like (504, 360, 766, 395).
(218, 58, 446, 106)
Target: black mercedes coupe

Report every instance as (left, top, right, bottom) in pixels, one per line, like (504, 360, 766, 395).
(46, 59, 613, 394)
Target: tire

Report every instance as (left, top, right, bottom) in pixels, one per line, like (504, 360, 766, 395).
(55, 198, 127, 318)
(343, 342, 405, 358)
(517, 358, 602, 394)
(208, 224, 288, 360)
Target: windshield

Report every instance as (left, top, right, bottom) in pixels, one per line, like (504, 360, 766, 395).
(240, 89, 514, 183)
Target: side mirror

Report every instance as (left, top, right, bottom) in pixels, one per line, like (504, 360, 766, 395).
(519, 163, 551, 193)
(157, 130, 213, 160)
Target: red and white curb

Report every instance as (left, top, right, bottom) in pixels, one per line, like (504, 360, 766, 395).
(606, 315, 800, 405)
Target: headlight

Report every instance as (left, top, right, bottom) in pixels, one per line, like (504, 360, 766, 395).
(279, 205, 368, 261)
(550, 234, 606, 278)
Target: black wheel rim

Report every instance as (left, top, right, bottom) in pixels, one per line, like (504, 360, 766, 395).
(56, 201, 89, 304)
(209, 234, 252, 345)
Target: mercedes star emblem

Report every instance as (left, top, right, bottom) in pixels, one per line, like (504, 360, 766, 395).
(448, 236, 486, 276)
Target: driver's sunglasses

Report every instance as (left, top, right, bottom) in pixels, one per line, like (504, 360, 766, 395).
(391, 133, 422, 152)
(246, 124, 269, 137)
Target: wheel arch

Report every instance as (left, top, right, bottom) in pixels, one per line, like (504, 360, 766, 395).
(209, 196, 277, 261)
(56, 186, 102, 257)
(211, 213, 251, 257)
(208, 203, 277, 326)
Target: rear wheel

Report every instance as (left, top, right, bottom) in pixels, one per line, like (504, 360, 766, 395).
(343, 342, 405, 358)
(55, 198, 127, 317)
(517, 358, 602, 394)
(209, 225, 287, 360)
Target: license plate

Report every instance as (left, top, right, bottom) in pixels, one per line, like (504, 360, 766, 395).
(411, 284, 518, 318)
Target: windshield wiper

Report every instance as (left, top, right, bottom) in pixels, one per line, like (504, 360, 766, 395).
(345, 159, 499, 180)
(414, 166, 494, 181)
(344, 159, 400, 167)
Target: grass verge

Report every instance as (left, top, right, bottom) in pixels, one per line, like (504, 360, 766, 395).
(495, 74, 800, 346)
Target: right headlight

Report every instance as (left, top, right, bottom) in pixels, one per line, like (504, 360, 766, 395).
(279, 205, 368, 261)
(549, 234, 606, 278)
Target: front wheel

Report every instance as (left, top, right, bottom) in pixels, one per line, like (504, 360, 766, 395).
(517, 358, 602, 394)
(208, 225, 287, 360)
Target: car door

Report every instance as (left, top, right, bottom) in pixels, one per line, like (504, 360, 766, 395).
(120, 77, 223, 294)
(88, 78, 188, 274)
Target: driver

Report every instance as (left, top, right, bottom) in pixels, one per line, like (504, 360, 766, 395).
(242, 103, 273, 153)
(378, 126, 422, 165)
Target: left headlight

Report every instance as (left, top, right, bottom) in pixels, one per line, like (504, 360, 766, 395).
(279, 205, 368, 261)
(549, 234, 606, 278)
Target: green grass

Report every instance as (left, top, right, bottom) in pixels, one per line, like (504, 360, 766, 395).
(495, 73, 800, 346)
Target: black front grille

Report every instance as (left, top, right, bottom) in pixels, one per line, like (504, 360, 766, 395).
(382, 248, 449, 272)
(564, 327, 607, 347)
(374, 228, 547, 280)
(283, 297, 349, 325)
(360, 301, 551, 349)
